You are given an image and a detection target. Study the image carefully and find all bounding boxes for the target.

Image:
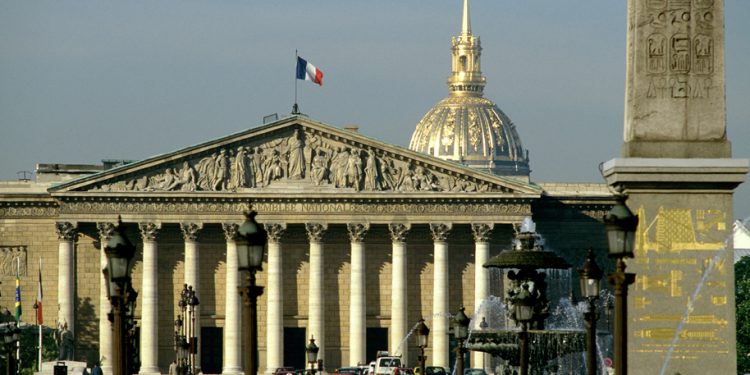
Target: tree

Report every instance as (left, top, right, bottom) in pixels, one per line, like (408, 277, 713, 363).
(736, 256, 750, 373)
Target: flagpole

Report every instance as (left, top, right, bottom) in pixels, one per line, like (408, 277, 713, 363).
(293, 49, 299, 114)
(17, 257, 21, 375)
(38, 258, 43, 371)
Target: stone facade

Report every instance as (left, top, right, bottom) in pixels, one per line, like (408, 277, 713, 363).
(0, 116, 613, 374)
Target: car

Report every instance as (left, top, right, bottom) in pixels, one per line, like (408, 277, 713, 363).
(274, 367, 297, 375)
(463, 369, 487, 375)
(424, 367, 447, 375)
(335, 367, 364, 375)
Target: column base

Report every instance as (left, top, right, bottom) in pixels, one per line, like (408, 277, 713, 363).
(222, 367, 244, 375)
(138, 369, 161, 375)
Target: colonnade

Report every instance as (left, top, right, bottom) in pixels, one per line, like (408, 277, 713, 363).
(55, 220, 496, 374)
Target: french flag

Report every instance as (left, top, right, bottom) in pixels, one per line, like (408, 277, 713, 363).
(296, 56, 323, 86)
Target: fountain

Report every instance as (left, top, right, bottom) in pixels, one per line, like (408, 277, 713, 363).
(465, 219, 587, 373)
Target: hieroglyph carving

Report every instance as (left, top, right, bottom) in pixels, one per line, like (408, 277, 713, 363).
(347, 223, 370, 243)
(388, 223, 411, 243)
(0, 247, 27, 276)
(644, 0, 715, 100)
(56, 222, 78, 242)
(89, 127, 509, 194)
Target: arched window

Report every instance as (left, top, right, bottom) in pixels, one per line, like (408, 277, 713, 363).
(459, 55, 467, 71)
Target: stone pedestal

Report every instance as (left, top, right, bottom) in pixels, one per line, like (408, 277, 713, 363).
(37, 361, 89, 375)
(603, 158, 747, 375)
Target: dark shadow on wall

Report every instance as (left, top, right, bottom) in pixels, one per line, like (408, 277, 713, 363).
(75, 297, 98, 363)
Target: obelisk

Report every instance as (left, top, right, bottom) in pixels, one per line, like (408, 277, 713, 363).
(604, 0, 747, 374)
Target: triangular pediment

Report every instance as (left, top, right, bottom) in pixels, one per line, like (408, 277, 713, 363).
(50, 116, 541, 196)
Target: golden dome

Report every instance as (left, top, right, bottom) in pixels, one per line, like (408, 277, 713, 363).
(409, 0, 530, 178)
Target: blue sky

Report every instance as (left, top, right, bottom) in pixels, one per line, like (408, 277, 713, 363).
(1, 1, 748, 219)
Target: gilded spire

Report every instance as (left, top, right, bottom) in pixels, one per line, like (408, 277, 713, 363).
(448, 0, 485, 97)
(462, 0, 471, 36)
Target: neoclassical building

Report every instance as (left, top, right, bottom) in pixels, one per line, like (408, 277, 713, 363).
(0, 1, 615, 374)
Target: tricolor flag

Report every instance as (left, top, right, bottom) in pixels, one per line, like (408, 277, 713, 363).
(296, 56, 323, 86)
(36, 259, 43, 325)
(15, 258, 21, 323)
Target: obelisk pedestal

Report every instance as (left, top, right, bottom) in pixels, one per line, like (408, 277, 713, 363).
(607, 1, 747, 374)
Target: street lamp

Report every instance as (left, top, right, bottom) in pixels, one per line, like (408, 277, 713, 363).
(478, 317, 488, 372)
(604, 197, 638, 375)
(578, 249, 603, 375)
(306, 337, 319, 375)
(452, 306, 470, 375)
(3, 316, 20, 375)
(513, 300, 534, 375)
(184, 286, 199, 375)
(415, 318, 430, 375)
(103, 217, 137, 375)
(237, 210, 268, 375)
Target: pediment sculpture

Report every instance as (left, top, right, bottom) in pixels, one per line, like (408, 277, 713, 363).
(87, 127, 512, 194)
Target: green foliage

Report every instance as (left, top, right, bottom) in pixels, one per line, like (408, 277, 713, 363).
(736, 256, 750, 373)
(0, 325, 59, 375)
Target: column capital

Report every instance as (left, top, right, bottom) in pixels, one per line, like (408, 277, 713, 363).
(222, 223, 239, 242)
(347, 223, 370, 243)
(55, 222, 78, 242)
(96, 222, 117, 242)
(264, 223, 287, 243)
(388, 223, 411, 243)
(429, 223, 453, 242)
(180, 222, 203, 241)
(471, 223, 494, 243)
(139, 222, 161, 242)
(305, 223, 328, 243)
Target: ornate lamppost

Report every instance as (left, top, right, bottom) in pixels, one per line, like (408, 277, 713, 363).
(512, 297, 534, 375)
(452, 307, 470, 375)
(306, 337, 319, 375)
(103, 218, 137, 375)
(184, 286, 199, 375)
(604, 197, 638, 375)
(415, 318, 430, 375)
(578, 249, 603, 375)
(478, 317, 488, 372)
(237, 211, 268, 375)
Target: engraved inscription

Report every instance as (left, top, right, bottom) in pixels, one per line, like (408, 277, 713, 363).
(670, 34, 690, 73)
(693, 34, 713, 74)
(648, 33, 667, 74)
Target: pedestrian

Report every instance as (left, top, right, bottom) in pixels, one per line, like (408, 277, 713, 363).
(92, 362, 103, 375)
(169, 360, 178, 375)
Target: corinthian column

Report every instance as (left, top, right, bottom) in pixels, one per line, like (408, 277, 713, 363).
(222, 223, 243, 375)
(347, 223, 369, 366)
(181, 222, 203, 372)
(388, 223, 410, 365)
(139, 222, 161, 375)
(96, 222, 115, 374)
(305, 223, 328, 362)
(429, 222, 452, 368)
(56, 222, 77, 338)
(471, 223, 493, 373)
(264, 223, 287, 374)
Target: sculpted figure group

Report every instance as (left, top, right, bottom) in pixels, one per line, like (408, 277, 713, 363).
(93, 128, 498, 193)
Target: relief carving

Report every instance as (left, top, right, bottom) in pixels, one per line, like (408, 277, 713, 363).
(388, 223, 411, 243)
(441, 109, 455, 152)
(430, 223, 452, 242)
(56, 222, 78, 242)
(96, 222, 116, 242)
(264, 223, 287, 243)
(693, 34, 713, 74)
(139, 222, 161, 242)
(88, 127, 510, 194)
(0, 247, 27, 276)
(305, 223, 328, 243)
(471, 223, 494, 243)
(347, 223, 370, 243)
(222, 223, 239, 242)
(180, 222, 202, 242)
